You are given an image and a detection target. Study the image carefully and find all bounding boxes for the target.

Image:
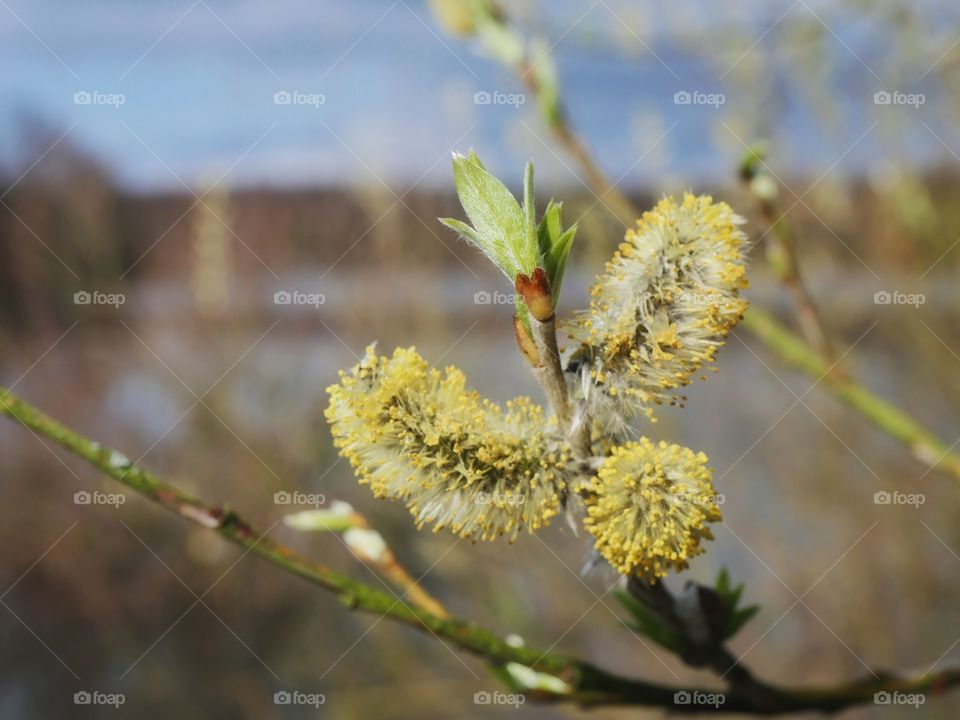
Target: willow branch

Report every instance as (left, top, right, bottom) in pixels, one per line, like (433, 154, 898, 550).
(516, 59, 637, 228)
(528, 315, 591, 459)
(337, 511, 450, 619)
(454, 9, 960, 485)
(741, 310, 960, 480)
(2, 386, 958, 712)
(746, 186, 836, 363)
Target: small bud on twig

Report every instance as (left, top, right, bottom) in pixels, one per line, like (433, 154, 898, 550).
(515, 267, 553, 321)
(513, 315, 541, 366)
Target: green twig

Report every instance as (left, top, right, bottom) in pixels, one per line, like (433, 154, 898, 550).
(742, 309, 960, 481)
(2, 385, 959, 713)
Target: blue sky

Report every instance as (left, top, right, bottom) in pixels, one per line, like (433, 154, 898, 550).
(0, 0, 955, 192)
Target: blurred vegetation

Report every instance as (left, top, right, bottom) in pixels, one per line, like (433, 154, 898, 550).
(3, 1, 960, 718)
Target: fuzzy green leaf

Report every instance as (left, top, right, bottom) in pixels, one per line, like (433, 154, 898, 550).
(539, 201, 562, 247)
(536, 200, 576, 306)
(523, 160, 537, 257)
(449, 152, 537, 279)
(439, 217, 484, 248)
(727, 604, 761, 639)
(614, 590, 686, 654)
(545, 225, 575, 301)
(713, 568, 760, 641)
(468, 148, 486, 170)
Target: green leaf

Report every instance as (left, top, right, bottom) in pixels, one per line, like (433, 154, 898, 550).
(545, 226, 576, 302)
(536, 200, 576, 307)
(523, 160, 537, 257)
(467, 148, 486, 170)
(539, 201, 562, 248)
(439, 217, 484, 248)
(614, 590, 686, 654)
(449, 152, 537, 279)
(712, 568, 761, 641)
(727, 604, 761, 639)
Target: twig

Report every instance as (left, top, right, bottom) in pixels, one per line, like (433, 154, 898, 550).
(2, 387, 958, 712)
(741, 310, 960, 481)
(528, 315, 591, 459)
(740, 169, 837, 364)
(338, 511, 451, 619)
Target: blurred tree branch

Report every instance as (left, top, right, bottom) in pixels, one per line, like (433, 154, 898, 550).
(3, 386, 959, 713)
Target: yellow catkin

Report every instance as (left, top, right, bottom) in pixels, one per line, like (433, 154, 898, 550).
(584, 438, 722, 579)
(325, 346, 569, 541)
(567, 193, 749, 430)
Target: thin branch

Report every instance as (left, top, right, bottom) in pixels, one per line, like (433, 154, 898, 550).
(529, 314, 591, 458)
(748, 189, 837, 363)
(334, 510, 451, 619)
(3, 387, 958, 713)
(741, 311, 960, 480)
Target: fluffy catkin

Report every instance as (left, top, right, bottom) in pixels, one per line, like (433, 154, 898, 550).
(584, 438, 721, 578)
(567, 193, 748, 430)
(326, 346, 569, 541)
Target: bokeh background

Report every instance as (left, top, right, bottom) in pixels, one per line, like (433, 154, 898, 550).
(2, 0, 960, 717)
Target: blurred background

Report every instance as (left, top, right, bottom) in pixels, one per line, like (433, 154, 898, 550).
(2, 0, 959, 717)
